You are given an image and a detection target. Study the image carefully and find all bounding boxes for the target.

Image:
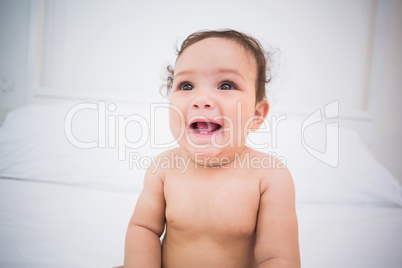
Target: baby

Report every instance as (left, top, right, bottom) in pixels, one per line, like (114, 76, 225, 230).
(123, 29, 300, 267)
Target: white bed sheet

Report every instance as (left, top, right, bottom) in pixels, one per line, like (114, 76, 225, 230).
(0, 178, 138, 268)
(1, 178, 402, 267)
(297, 203, 402, 268)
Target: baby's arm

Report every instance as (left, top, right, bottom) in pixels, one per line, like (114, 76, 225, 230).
(254, 167, 300, 268)
(124, 163, 166, 267)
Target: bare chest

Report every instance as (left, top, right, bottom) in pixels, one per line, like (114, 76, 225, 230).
(164, 172, 261, 237)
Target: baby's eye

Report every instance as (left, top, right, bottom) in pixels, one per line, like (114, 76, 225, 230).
(179, 83, 194, 91)
(218, 82, 236, 90)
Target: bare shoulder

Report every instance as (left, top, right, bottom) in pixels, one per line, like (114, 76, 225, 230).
(146, 147, 183, 181)
(244, 147, 294, 195)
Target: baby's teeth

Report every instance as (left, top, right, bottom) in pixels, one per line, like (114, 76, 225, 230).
(200, 131, 208, 134)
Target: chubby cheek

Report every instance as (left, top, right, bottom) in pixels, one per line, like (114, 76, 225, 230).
(169, 105, 185, 142)
(242, 110, 255, 133)
(235, 104, 256, 138)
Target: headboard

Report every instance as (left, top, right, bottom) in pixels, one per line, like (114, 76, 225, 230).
(21, 0, 391, 155)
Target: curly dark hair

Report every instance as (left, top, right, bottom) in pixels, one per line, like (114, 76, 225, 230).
(164, 29, 272, 102)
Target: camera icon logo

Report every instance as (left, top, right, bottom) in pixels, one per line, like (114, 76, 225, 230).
(301, 100, 339, 167)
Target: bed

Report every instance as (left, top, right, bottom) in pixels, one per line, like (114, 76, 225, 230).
(0, 100, 401, 268)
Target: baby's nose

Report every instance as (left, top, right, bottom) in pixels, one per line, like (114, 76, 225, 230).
(191, 94, 215, 109)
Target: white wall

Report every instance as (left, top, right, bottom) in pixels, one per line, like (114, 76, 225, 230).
(0, 0, 30, 109)
(374, 0, 402, 182)
(35, 0, 376, 112)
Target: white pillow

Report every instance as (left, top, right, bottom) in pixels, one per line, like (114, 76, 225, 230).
(247, 113, 402, 206)
(0, 101, 175, 193)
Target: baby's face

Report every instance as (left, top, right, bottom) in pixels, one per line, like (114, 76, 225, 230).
(169, 37, 261, 166)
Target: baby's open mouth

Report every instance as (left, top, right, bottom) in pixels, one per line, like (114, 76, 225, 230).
(190, 121, 222, 134)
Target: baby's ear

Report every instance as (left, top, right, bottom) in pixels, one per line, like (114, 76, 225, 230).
(251, 100, 269, 131)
